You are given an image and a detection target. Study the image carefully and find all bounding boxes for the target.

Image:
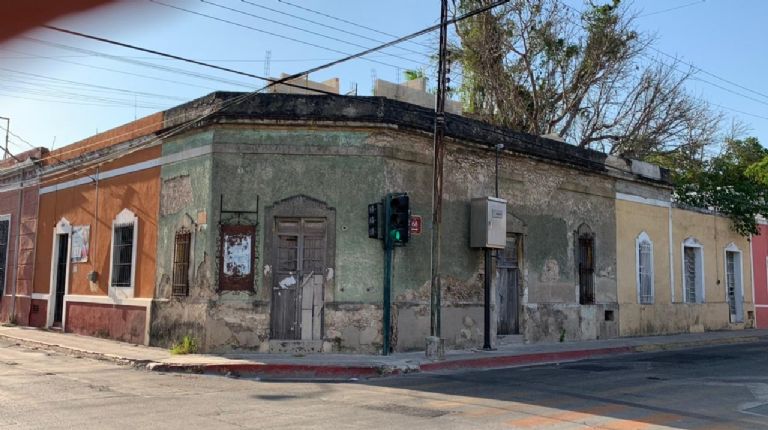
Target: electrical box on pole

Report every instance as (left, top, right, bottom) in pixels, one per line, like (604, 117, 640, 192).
(470, 197, 507, 249)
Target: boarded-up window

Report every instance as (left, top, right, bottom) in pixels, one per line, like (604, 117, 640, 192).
(219, 224, 255, 291)
(0, 218, 9, 295)
(172, 228, 192, 296)
(111, 223, 135, 287)
(637, 233, 653, 304)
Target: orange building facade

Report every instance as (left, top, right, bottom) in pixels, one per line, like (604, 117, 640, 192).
(26, 113, 163, 344)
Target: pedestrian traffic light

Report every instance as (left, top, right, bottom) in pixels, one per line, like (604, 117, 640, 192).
(387, 193, 410, 245)
(368, 202, 383, 239)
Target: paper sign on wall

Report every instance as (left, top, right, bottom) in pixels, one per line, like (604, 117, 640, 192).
(71, 225, 90, 263)
(223, 233, 252, 277)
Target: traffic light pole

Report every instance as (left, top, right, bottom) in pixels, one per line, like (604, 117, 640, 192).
(382, 196, 393, 356)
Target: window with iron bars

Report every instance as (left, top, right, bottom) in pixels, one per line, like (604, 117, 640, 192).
(578, 235, 595, 305)
(637, 241, 653, 304)
(637, 237, 653, 304)
(172, 228, 191, 296)
(111, 223, 134, 287)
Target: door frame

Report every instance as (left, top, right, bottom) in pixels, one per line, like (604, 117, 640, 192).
(47, 218, 72, 328)
(724, 242, 744, 323)
(497, 233, 523, 335)
(263, 195, 336, 341)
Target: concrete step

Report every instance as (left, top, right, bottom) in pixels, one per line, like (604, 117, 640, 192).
(497, 334, 524, 346)
(268, 340, 323, 354)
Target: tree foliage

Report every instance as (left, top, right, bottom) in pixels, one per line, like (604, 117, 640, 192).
(451, 0, 721, 159)
(674, 137, 768, 236)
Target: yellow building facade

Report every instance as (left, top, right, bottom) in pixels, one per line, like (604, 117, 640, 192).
(617, 192, 754, 337)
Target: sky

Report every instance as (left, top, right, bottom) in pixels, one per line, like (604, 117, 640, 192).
(1, 0, 767, 156)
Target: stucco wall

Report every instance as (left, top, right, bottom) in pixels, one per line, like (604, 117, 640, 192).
(33, 146, 159, 340)
(617, 197, 754, 336)
(151, 129, 215, 350)
(0, 180, 38, 325)
(753, 224, 768, 328)
(152, 123, 621, 353)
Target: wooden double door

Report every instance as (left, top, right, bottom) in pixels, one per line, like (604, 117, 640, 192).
(270, 218, 326, 340)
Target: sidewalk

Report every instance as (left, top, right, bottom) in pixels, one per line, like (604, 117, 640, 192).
(1, 325, 765, 380)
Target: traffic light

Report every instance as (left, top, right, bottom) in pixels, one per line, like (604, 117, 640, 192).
(368, 202, 383, 239)
(387, 193, 410, 245)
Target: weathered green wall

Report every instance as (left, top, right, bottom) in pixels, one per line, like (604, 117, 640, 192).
(151, 129, 215, 349)
(151, 123, 619, 353)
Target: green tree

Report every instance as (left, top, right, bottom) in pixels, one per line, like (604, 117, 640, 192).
(675, 137, 768, 236)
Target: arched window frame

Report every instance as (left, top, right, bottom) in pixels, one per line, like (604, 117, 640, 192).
(636, 231, 654, 304)
(681, 237, 705, 303)
(109, 209, 139, 299)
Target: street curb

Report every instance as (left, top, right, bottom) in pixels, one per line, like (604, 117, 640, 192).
(420, 346, 636, 372)
(146, 362, 411, 379)
(0, 331, 154, 369)
(2, 330, 766, 381)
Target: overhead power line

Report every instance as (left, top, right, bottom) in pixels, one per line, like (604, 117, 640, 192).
(43, 25, 334, 96)
(638, 0, 706, 18)
(649, 47, 768, 103)
(147, 0, 407, 71)
(198, 0, 431, 67)
(238, 0, 431, 57)
(554, 0, 768, 112)
(19, 36, 257, 89)
(0, 47, 229, 92)
(31, 0, 512, 188)
(276, 0, 434, 50)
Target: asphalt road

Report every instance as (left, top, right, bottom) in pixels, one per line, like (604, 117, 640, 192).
(1, 338, 767, 429)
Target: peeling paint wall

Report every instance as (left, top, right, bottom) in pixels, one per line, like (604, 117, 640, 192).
(152, 121, 623, 353)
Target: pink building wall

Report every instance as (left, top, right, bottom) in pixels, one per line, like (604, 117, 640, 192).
(752, 223, 768, 328)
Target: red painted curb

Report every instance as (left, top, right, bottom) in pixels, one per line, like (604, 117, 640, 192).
(419, 346, 636, 372)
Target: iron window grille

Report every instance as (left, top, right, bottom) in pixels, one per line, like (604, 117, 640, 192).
(172, 228, 192, 296)
(111, 223, 134, 287)
(637, 238, 653, 304)
(684, 247, 697, 302)
(726, 251, 737, 317)
(578, 236, 595, 305)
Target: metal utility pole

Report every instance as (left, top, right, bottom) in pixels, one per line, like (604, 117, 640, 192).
(0, 117, 9, 160)
(429, 0, 449, 346)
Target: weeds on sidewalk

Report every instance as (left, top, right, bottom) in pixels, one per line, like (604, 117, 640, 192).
(170, 335, 198, 355)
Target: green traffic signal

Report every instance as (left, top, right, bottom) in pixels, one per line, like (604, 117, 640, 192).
(391, 229, 401, 241)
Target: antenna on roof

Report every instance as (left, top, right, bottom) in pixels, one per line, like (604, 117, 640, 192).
(371, 69, 377, 95)
(264, 50, 272, 78)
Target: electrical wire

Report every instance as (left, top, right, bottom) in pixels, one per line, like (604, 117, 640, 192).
(238, 0, 431, 58)
(25, 0, 512, 187)
(638, 0, 706, 18)
(0, 47, 230, 92)
(199, 0, 431, 67)
(147, 0, 407, 70)
(276, 0, 434, 50)
(19, 36, 258, 89)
